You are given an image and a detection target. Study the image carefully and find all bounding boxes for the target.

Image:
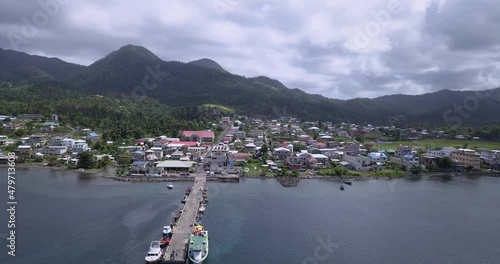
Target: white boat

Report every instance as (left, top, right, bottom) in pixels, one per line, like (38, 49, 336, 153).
(199, 205, 206, 213)
(163, 226, 172, 237)
(145, 241, 163, 263)
(166, 183, 173, 189)
(188, 225, 209, 264)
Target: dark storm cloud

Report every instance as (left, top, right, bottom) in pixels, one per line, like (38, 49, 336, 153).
(0, 0, 498, 98)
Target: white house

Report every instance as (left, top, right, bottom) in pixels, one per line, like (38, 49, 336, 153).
(311, 154, 329, 166)
(343, 154, 371, 171)
(171, 150, 184, 160)
(43, 146, 68, 155)
(274, 147, 291, 161)
(72, 143, 88, 153)
(62, 138, 76, 148)
(368, 152, 387, 162)
(150, 147, 164, 159)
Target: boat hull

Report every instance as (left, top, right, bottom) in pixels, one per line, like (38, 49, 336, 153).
(188, 252, 208, 264)
(188, 228, 208, 264)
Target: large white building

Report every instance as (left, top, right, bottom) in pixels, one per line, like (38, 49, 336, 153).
(43, 146, 68, 155)
(72, 143, 88, 153)
(427, 147, 457, 158)
(210, 143, 230, 167)
(62, 138, 76, 148)
(451, 149, 481, 170)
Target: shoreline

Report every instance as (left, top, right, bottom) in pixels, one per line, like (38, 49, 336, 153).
(0, 164, 112, 174)
(2, 164, 498, 182)
(242, 171, 500, 181)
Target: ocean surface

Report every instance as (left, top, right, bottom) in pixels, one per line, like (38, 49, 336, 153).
(0, 168, 499, 264)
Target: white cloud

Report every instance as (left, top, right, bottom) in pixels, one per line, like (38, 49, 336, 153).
(0, 0, 498, 99)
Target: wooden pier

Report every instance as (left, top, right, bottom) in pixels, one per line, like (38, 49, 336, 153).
(161, 175, 206, 263)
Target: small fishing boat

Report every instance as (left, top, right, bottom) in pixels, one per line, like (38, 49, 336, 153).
(343, 181, 352, 185)
(199, 205, 206, 213)
(166, 183, 173, 189)
(163, 226, 172, 238)
(173, 212, 181, 220)
(145, 241, 163, 263)
(159, 237, 170, 249)
(182, 197, 187, 203)
(340, 185, 345, 191)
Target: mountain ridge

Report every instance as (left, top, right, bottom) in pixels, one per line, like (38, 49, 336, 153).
(188, 58, 228, 73)
(1, 44, 500, 125)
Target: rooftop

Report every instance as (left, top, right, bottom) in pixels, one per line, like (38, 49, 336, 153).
(156, 160, 195, 168)
(181, 130, 215, 138)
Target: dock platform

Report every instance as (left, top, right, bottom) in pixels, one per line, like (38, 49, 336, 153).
(161, 176, 206, 263)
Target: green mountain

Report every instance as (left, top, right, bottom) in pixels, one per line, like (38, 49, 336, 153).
(0, 47, 84, 81)
(188, 58, 228, 73)
(249, 76, 288, 90)
(1, 44, 500, 125)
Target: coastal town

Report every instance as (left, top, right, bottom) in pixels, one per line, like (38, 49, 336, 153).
(0, 113, 499, 181)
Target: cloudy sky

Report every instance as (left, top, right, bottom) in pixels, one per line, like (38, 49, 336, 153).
(1, 0, 499, 99)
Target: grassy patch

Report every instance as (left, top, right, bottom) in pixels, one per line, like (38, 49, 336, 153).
(374, 139, 500, 150)
(254, 81, 280, 92)
(202, 104, 235, 113)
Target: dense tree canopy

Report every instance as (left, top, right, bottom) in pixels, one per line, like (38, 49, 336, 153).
(0, 83, 217, 141)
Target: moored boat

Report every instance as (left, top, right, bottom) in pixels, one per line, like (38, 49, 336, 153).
(340, 185, 345, 191)
(343, 181, 352, 185)
(188, 225, 209, 264)
(199, 205, 206, 213)
(163, 226, 172, 238)
(173, 212, 181, 220)
(166, 183, 173, 189)
(145, 241, 163, 263)
(159, 237, 170, 249)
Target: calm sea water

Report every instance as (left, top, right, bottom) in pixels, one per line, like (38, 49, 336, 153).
(0, 168, 499, 264)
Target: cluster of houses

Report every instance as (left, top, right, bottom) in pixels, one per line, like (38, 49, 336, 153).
(129, 130, 220, 174)
(2, 113, 500, 174)
(1, 113, 62, 133)
(6, 131, 101, 163)
(259, 118, 500, 172)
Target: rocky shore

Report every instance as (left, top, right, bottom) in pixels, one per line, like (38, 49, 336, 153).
(275, 176, 300, 187)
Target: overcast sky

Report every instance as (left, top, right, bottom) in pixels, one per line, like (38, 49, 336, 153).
(1, 0, 499, 99)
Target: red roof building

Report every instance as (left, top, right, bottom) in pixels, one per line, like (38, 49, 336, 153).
(180, 130, 215, 142)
